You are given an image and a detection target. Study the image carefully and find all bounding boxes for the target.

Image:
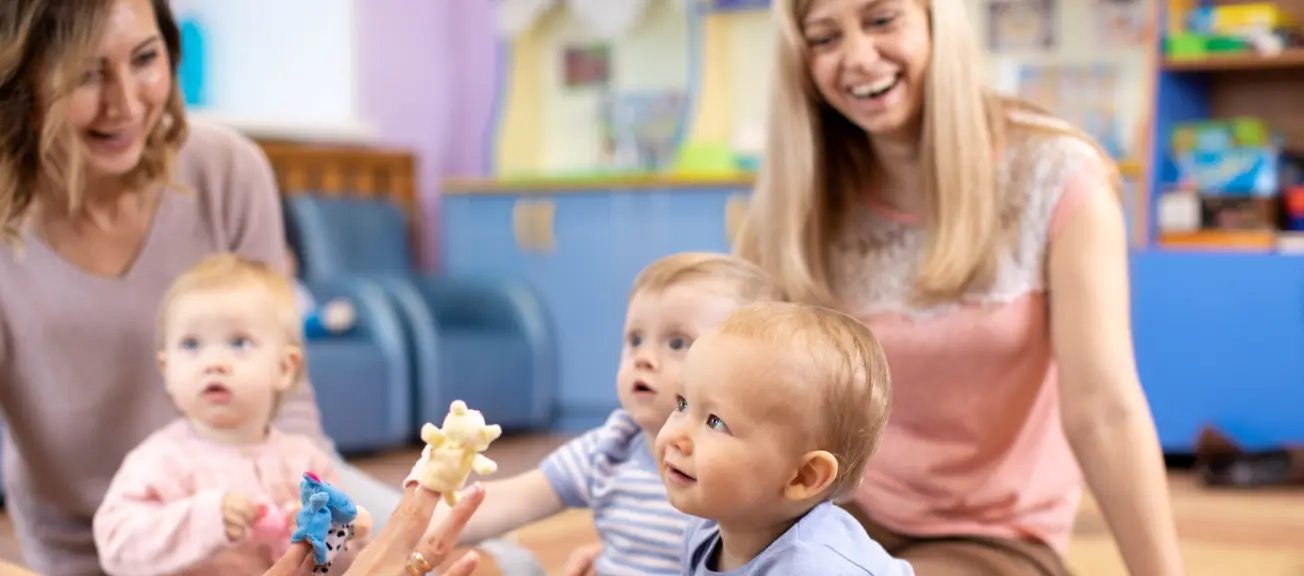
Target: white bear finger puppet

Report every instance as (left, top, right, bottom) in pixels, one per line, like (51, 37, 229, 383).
(411, 400, 504, 504)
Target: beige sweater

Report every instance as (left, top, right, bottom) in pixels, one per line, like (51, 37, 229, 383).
(0, 120, 327, 575)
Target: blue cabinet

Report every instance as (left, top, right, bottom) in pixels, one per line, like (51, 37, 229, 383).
(442, 185, 746, 431)
(1132, 251, 1304, 451)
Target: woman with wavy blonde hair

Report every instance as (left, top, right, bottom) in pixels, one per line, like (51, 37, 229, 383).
(0, 0, 407, 572)
(736, 0, 1184, 574)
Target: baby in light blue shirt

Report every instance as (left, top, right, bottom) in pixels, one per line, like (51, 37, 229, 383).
(655, 302, 915, 575)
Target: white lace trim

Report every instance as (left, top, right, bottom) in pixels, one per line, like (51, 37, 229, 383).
(831, 130, 1100, 321)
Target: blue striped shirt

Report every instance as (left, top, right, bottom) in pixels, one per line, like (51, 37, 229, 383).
(541, 410, 689, 575)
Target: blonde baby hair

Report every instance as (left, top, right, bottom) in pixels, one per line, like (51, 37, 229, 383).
(630, 252, 787, 304)
(157, 253, 305, 386)
(715, 301, 891, 502)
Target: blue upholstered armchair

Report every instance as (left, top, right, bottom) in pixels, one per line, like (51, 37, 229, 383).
(298, 276, 412, 455)
(285, 196, 556, 434)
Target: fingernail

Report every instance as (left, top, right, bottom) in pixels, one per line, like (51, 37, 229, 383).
(458, 551, 481, 567)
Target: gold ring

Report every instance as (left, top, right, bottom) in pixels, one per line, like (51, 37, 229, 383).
(405, 551, 433, 575)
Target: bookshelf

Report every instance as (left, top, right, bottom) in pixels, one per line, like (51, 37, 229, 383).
(1134, 0, 1304, 449)
(1147, 0, 1304, 250)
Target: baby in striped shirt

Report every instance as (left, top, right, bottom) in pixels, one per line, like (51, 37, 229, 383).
(418, 252, 784, 575)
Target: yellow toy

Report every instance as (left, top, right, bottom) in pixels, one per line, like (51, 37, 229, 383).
(412, 400, 504, 504)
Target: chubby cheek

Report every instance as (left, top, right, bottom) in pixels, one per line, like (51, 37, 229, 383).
(653, 429, 670, 464)
(659, 362, 683, 394)
(614, 361, 637, 391)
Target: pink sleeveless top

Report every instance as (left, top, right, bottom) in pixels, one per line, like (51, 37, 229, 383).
(833, 116, 1109, 553)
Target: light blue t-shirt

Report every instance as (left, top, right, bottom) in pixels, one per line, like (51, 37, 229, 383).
(541, 410, 690, 575)
(682, 501, 915, 576)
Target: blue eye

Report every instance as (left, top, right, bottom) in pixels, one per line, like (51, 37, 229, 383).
(229, 337, 253, 350)
(668, 337, 688, 351)
(628, 334, 642, 347)
(707, 415, 728, 432)
(180, 337, 200, 350)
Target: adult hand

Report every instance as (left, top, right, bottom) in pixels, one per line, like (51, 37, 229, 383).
(560, 541, 602, 576)
(264, 483, 486, 576)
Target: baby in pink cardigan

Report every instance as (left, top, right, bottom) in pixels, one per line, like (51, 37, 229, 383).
(93, 254, 370, 575)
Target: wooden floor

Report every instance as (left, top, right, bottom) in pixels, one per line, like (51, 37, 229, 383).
(0, 434, 1301, 575)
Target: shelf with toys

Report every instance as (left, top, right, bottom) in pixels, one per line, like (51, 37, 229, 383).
(1137, 0, 1304, 450)
(1150, 0, 1304, 253)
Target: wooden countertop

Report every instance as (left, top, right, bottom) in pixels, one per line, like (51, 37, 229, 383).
(446, 159, 1143, 195)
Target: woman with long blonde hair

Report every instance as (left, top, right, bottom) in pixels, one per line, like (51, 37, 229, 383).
(736, 0, 1184, 574)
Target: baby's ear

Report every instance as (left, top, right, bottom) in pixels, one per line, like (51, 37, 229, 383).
(276, 345, 304, 391)
(783, 450, 839, 503)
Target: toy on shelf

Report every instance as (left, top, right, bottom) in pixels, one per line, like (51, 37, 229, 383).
(1156, 116, 1304, 251)
(1165, 2, 1299, 59)
(1167, 117, 1299, 197)
(291, 472, 360, 573)
(411, 400, 503, 505)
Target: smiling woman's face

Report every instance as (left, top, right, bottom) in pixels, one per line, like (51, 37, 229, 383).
(802, 0, 931, 138)
(62, 0, 173, 180)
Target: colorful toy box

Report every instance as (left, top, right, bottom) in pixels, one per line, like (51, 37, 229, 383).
(1166, 3, 1298, 58)
(1187, 3, 1296, 35)
(1169, 118, 1300, 196)
(1175, 148, 1299, 196)
(1170, 117, 1271, 156)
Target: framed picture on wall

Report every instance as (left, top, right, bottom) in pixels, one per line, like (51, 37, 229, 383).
(986, 0, 1058, 52)
(563, 44, 611, 89)
(599, 90, 686, 172)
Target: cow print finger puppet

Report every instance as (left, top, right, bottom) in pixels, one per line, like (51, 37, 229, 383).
(290, 472, 358, 574)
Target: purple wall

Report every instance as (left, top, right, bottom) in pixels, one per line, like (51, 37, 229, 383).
(357, 0, 499, 268)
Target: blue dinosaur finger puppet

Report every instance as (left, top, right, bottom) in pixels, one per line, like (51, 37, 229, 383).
(291, 472, 358, 574)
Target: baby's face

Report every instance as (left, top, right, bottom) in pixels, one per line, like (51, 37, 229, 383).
(616, 281, 743, 436)
(160, 285, 298, 434)
(655, 331, 811, 523)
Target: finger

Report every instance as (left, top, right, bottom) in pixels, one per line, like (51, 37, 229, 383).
(370, 483, 443, 551)
(413, 484, 486, 563)
(560, 559, 585, 576)
(560, 551, 590, 576)
(264, 542, 314, 576)
(440, 551, 480, 576)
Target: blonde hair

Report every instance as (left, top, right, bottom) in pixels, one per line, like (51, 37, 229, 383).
(158, 254, 304, 383)
(630, 252, 787, 303)
(715, 301, 891, 502)
(736, 0, 1122, 306)
(0, 0, 189, 245)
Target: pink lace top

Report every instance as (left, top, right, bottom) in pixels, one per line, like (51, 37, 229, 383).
(835, 114, 1109, 552)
